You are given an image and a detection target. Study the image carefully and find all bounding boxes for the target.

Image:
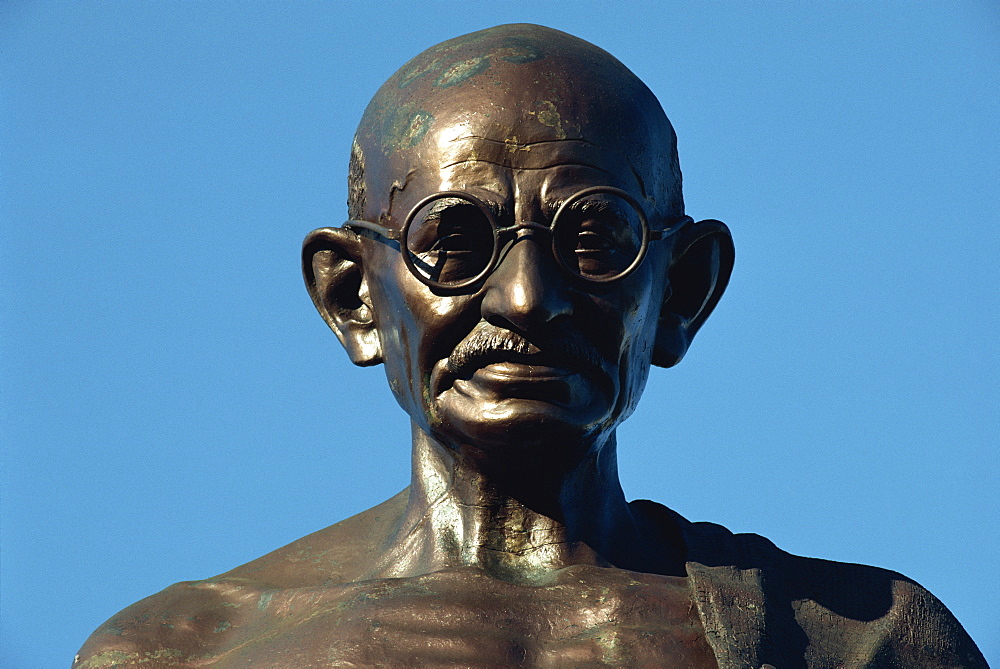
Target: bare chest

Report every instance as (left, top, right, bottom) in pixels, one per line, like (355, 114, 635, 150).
(204, 567, 717, 668)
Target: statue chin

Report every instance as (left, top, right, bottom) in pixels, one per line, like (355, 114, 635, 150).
(430, 385, 613, 457)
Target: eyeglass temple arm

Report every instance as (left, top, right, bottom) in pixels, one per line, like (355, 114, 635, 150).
(343, 219, 401, 241)
(649, 215, 694, 240)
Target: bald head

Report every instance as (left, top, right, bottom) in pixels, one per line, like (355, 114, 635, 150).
(348, 24, 683, 223)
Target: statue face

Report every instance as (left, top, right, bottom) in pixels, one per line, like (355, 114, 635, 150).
(362, 128, 675, 458)
(305, 25, 733, 464)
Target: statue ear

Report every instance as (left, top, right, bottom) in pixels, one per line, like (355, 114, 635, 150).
(652, 219, 735, 368)
(302, 227, 383, 366)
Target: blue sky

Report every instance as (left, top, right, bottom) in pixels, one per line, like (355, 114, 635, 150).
(2, 2, 997, 665)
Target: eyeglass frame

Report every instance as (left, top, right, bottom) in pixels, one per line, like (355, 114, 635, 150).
(343, 185, 691, 294)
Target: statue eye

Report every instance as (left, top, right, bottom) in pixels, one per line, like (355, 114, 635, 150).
(574, 227, 617, 253)
(431, 233, 474, 252)
(429, 206, 491, 253)
(553, 194, 644, 280)
(406, 198, 495, 283)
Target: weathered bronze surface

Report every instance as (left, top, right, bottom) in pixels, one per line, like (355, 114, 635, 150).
(75, 24, 986, 668)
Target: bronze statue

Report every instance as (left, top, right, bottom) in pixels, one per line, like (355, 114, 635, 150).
(75, 24, 986, 667)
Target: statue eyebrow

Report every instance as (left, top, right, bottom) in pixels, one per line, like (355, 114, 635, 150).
(426, 195, 510, 220)
(569, 197, 615, 213)
(539, 192, 618, 220)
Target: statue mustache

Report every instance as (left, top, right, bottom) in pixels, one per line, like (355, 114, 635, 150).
(447, 323, 603, 374)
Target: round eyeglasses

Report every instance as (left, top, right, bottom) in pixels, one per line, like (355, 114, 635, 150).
(344, 186, 687, 294)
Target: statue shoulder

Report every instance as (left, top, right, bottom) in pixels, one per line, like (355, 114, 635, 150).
(775, 551, 989, 668)
(218, 488, 408, 587)
(74, 491, 409, 666)
(73, 577, 248, 668)
(633, 500, 987, 667)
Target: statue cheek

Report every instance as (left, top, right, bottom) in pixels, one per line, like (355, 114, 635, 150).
(612, 292, 661, 417)
(379, 334, 418, 414)
(614, 347, 651, 421)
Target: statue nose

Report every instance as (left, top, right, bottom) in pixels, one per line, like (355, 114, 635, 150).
(480, 235, 573, 333)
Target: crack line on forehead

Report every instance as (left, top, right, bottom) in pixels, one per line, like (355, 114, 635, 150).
(446, 135, 645, 197)
(438, 158, 613, 172)
(454, 136, 600, 149)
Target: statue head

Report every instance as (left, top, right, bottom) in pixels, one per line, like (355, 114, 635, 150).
(303, 24, 734, 464)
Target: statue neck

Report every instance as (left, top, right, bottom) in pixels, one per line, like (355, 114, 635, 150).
(369, 423, 676, 584)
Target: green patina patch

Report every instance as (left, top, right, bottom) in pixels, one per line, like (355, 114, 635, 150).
(435, 56, 491, 88)
(377, 105, 435, 154)
(79, 651, 135, 668)
(425, 30, 483, 57)
(398, 57, 442, 88)
(213, 620, 231, 634)
(79, 648, 184, 668)
(503, 50, 542, 64)
(147, 649, 185, 660)
(258, 590, 274, 610)
(500, 38, 544, 64)
(396, 27, 545, 90)
(97, 623, 124, 636)
(398, 110, 433, 148)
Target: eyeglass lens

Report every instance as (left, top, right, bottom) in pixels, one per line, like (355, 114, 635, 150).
(551, 190, 644, 282)
(404, 196, 497, 285)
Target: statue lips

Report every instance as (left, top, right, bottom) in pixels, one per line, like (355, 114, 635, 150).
(434, 333, 612, 408)
(479, 360, 576, 382)
(456, 355, 580, 405)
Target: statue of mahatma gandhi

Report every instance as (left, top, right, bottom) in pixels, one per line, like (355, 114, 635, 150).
(76, 24, 986, 668)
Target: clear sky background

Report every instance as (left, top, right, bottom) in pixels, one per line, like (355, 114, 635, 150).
(2, 2, 997, 666)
